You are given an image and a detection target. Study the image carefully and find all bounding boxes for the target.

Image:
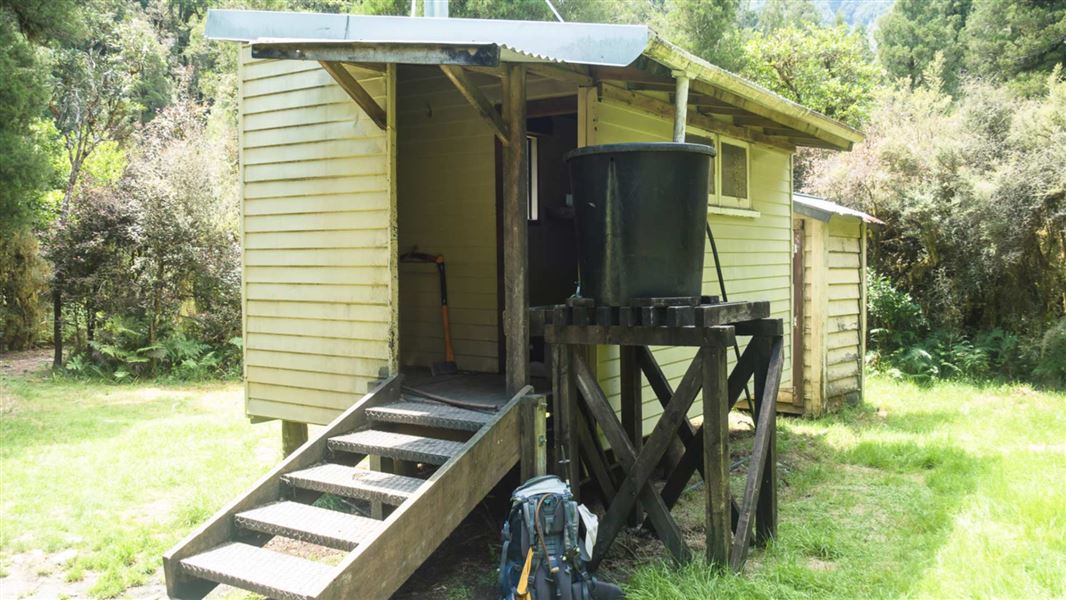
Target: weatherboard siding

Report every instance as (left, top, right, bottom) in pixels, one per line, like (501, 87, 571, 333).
(585, 89, 797, 434)
(825, 217, 863, 402)
(239, 50, 396, 425)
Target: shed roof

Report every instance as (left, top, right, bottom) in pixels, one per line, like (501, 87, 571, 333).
(205, 10, 864, 150)
(793, 192, 884, 225)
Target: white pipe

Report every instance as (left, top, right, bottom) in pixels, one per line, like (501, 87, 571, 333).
(672, 72, 690, 142)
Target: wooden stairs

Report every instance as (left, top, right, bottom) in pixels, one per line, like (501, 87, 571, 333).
(164, 375, 531, 600)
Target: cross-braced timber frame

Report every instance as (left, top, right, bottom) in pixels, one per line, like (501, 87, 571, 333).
(531, 300, 784, 571)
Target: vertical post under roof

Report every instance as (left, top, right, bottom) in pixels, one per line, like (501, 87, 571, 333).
(672, 72, 690, 142)
(502, 64, 529, 395)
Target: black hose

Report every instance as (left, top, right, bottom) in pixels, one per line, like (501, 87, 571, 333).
(401, 384, 499, 413)
(706, 223, 753, 404)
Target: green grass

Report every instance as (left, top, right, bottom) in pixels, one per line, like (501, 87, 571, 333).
(0, 374, 279, 598)
(2, 373, 1064, 599)
(626, 377, 1066, 599)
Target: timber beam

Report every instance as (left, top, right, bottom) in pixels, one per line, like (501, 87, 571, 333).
(254, 41, 501, 66)
(319, 61, 387, 130)
(439, 65, 510, 143)
(598, 84, 795, 152)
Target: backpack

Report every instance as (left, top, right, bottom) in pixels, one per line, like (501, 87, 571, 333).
(498, 475, 624, 600)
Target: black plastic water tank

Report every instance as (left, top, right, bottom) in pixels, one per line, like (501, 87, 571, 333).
(564, 142, 715, 306)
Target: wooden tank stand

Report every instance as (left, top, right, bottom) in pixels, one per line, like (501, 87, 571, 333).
(531, 298, 784, 572)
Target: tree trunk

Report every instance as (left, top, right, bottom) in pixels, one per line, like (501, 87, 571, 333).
(86, 303, 95, 344)
(52, 287, 63, 369)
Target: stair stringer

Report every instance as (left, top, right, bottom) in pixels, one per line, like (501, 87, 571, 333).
(314, 385, 533, 600)
(162, 374, 405, 599)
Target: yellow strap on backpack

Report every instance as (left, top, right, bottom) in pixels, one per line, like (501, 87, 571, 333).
(515, 547, 534, 599)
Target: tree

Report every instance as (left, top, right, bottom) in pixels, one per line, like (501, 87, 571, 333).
(0, 8, 60, 351)
(0, 12, 54, 234)
(806, 68, 1066, 334)
(753, 0, 822, 32)
(47, 11, 170, 368)
(654, 0, 748, 72)
(742, 23, 882, 127)
(963, 0, 1066, 95)
(875, 0, 972, 93)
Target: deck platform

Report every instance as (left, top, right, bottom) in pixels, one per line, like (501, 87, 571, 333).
(532, 297, 783, 571)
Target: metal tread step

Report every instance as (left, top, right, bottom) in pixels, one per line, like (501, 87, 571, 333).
(283, 463, 425, 505)
(234, 501, 382, 551)
(366, 400, 493, 432)
(179, 542, 332, 600)
(328, 429, 464, 465)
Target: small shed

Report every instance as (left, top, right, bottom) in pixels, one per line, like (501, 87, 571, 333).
(792, 192, 883, 415)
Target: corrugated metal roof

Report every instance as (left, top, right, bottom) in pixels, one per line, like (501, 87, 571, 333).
(204, 9, 865, 150)
(794, 193, 884, 225)
(205, 10, 650, 67)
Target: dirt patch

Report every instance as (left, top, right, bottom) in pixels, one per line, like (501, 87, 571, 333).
(0, 348, 53, 378)
(2, 549, 91, 599)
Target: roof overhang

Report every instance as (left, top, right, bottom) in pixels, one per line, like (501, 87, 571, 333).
(206, 10, 651, 66)
(205, 9, 864, 151)
(793, 193, 884, 225)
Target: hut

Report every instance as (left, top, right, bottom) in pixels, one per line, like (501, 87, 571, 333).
(163, 10, 865, 600)
(792, 192, 883, 415)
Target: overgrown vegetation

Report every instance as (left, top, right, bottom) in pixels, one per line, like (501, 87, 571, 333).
(809, 66, 1066, 386)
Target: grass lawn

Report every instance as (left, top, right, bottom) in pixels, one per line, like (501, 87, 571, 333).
(0, 373, 279, 598)
(1, 369, 1064, 599)
(625, 377, 1066, 599)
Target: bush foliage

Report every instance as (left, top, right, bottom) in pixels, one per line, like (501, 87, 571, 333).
(809, 66, 1065, 386)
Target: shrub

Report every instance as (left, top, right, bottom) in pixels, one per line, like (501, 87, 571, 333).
(867, 269, 926, 352)
(1035, 319, 1066, 388)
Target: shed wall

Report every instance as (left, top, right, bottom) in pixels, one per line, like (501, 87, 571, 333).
(825, 216, 863, 402)
(798, 214, 864, 414)
(239, 51, 396, 424)
(584, 88, 797, 434)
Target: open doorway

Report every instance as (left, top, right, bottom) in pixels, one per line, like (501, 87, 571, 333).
(496, 98, 580, 372)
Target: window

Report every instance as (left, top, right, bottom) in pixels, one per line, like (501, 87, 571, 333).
(527, 135, 539, 221)
(685, 131, 752, 211)
(719, 139, 749, 208)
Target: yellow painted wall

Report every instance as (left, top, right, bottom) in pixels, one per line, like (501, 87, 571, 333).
(583, 87, 797, 434)
(825, 216, 863, 400)
(239, 50, 396, 424)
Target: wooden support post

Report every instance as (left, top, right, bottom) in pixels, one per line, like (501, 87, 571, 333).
(672, 72, 690, 142)
(520, 393, 548, 481)
(501, 64, 529, 397)
(703, 344, 731, 568)
(573, 352, 689, 568)
(553, 345, 581, 498)
(281, 420, 308, 456)
(756, 337, 780, 545)
(620, 345, 643, 525)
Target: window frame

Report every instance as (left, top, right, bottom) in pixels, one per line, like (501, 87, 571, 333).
(717, 136, 751, 210)
(527, 134, 539, 222)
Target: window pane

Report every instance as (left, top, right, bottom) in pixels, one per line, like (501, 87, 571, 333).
(721, 142, 747, 199)
(684, 133, 715, 197)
